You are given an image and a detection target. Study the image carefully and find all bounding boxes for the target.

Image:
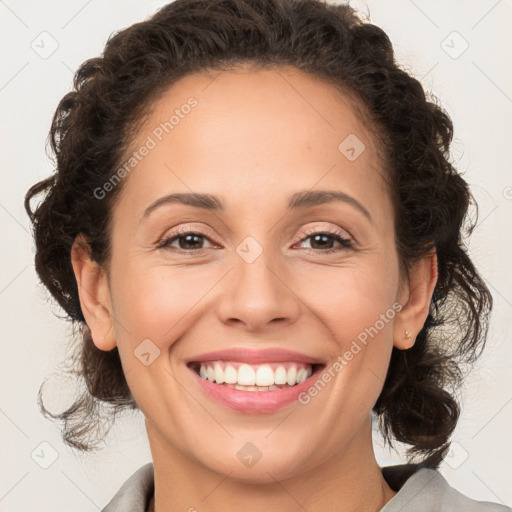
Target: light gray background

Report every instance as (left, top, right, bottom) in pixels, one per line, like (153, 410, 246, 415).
(1, 0, 511, 510)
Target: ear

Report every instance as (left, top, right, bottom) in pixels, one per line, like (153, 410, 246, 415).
(393, 250, 438, 350)
(70, 234, 117, 351)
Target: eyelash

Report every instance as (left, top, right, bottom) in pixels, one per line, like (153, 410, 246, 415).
(298, 226, 353, 253)
(157, 226, 353, 255)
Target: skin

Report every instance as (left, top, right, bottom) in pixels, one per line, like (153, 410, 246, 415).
(71, 64, 437, 512)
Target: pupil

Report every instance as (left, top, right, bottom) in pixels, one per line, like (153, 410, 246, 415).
(180, 234, 201, 249)
(311, 234, 332, 249)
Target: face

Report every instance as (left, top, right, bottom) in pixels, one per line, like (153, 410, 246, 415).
(79, 65, 417, 483)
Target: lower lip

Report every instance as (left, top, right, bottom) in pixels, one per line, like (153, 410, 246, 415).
(189, 366, 322, 414)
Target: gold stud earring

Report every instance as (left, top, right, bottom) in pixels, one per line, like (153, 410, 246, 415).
(405, 330, 411, 339)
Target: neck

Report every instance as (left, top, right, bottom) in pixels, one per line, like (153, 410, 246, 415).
(146, 419, 396, 512)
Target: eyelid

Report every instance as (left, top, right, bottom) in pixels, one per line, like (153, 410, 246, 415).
(157, 226, 218, 248)
(298, 224, 351, 241)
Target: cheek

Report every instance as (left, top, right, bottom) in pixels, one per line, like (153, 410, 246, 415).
(299, 258, 399, 335)
(110, 260, 219, 348)
(310, 273, 397, 409)
(295, 255, 399, 390)
(108, 261, 218, 415)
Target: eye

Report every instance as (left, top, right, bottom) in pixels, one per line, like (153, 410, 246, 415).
(157, 226, 353, 255)
(157, 228, 217, 253)
(294, 227, 353, 254)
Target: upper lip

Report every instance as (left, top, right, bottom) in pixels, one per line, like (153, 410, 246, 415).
(185, 348, 325, 365)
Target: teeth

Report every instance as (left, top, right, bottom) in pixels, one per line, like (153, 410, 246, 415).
(224, 365, 237, 384)
(238, 364, 256, 385)
(196, 361, 314, 389)
(287, 366, 297, 386)
(227, 383, 279, 392)
(274, 365, 287, 385)
(214, 363, 224, 384)
(256, 365, 274, 386)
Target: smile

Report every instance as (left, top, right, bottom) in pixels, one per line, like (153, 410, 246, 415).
(190, 361, 317, 390)
(185, 348, 325, 413)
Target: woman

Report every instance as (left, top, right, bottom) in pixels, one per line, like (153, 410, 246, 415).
(24, 0, 510, 510)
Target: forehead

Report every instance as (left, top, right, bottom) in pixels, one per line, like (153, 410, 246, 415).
(114, 65, 391, 227)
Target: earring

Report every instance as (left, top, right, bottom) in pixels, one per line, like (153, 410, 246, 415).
(405, 330, 411, 339)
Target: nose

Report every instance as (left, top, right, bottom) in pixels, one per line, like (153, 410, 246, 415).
(215, 246, 300, 332)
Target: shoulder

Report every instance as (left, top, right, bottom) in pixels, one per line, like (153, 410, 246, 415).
(102, 463, 154, 512)
(381, 465, 511, 512)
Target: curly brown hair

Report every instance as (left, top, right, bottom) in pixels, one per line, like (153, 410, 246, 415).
(24, 0, 492, 468)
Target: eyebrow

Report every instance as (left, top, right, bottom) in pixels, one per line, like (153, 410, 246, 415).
(140, 190, 372, 223)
